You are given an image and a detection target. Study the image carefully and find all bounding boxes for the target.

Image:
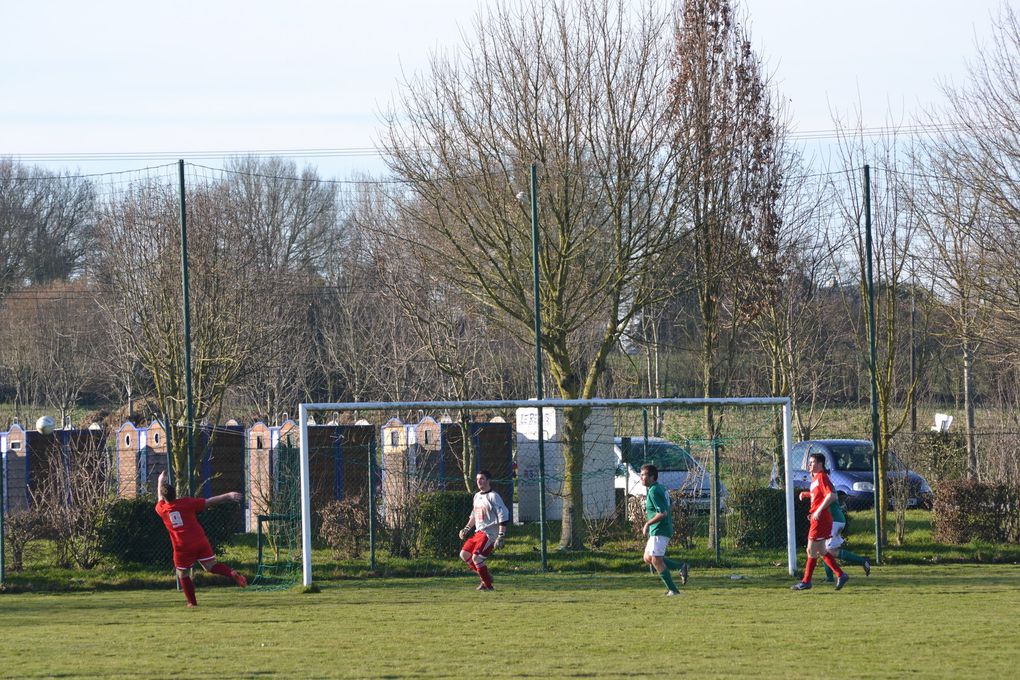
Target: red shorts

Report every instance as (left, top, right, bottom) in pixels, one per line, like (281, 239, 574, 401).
(461, 531, 495, 558)
(172, 539, 214, 569)
(808, 517, 833, 542)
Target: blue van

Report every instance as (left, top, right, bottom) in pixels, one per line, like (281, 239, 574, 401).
(773, 439, 933, 510)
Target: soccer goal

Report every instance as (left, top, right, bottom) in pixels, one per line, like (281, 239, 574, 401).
(286, 397, 798, 587)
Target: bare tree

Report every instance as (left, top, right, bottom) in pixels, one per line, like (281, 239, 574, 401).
(925, 5, 1020, 478)
(219, 157, 342, 419)
(669, 0, 784, 437)
(381, 0, 687, 548)
(909, 145, 996, 480)
(0, 290, 46, 418)
(91, 166, 305, 491)
(747, 159, 835, 460)
(12, 281, 105, 426)
(0, 159, 96, 289)
(30, 433, 115, 569)
(827, 117, 922, 536)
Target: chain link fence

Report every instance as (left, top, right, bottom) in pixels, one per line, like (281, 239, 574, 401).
(4, 415, 1019, 589)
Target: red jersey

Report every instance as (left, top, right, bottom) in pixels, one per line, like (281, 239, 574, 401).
(155, 497, 209, 553)
(809, 471, 835, 520)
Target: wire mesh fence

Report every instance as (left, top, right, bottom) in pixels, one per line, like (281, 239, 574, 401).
(3, 411, 1019, 590)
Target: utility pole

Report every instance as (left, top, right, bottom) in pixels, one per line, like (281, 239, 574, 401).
(864, 164, 883, 561)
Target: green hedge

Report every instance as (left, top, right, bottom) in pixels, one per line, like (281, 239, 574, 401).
(727, 488, 787, 549)
(900, 431, 967, 485)
(99, 496, 238, 566)
(727, 487, 813, 549)
(932, 480, 1020, 544)
(413, 491, 474, 558)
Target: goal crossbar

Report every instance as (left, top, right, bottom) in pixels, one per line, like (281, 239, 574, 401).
(297, 397, 798, 586)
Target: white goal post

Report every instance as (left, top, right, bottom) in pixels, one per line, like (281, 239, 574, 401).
(297, 397, 798, 586)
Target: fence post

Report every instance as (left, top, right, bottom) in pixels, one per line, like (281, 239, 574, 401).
(369, 436, 377, 573)
(1, 451, 5, 586)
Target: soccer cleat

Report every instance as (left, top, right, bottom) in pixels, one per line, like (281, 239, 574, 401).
(790, 581, 812, 591)
(863, 558, 871, 577)
(477, 583, 494, 591)
(233, 571, 248, 588)
(835, 573, 850, 590)
(678, 563, 690, 586)
(665, 589, 680, 596)
(186, 602, 198, 608)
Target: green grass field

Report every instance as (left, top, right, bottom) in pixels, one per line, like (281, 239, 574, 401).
(3, 564, 1019, 678)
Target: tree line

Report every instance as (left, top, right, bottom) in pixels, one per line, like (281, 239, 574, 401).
(2, 0, 1019, 547)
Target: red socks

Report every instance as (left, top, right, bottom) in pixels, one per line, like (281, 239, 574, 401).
(476, 564, 492, 588)
(210, 562, 247, 587)
(802, 557, 817, 583)
(821, 554, 845, 578)
(463, 557, 478, 573)
(209, 562, 234, 578)
(179, 575, 197, 607)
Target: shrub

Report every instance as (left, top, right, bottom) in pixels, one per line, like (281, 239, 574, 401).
(932, 480, 1020, 544)
(413, 491, 473, 558)
(584, 505, 623, 550)
(626, 491, 699, 550)
(318, 496, 371, 559)
(900, 432, 967, 485)
(100, 497, 172, 565)
(30, 440, 117, 570)
(3, 507, 52, 571)
(728, 487, 789, 549)
(100, 496, 239, 566)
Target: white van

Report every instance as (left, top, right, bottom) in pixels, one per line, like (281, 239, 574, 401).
(614, 436, 727, 511)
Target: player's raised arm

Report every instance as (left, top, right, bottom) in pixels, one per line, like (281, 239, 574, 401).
(205, 491, 242, 507)
(156, 471, 167, 502)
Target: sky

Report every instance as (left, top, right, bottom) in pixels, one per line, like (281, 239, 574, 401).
(0, 0, 1008, 178)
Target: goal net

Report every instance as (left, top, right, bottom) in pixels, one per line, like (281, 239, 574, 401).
(257, 397, 797, 587)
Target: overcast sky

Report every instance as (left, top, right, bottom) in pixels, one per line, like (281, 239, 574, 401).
(0, 0, 1007, 177)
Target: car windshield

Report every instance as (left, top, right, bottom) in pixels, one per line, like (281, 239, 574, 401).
(620, 441, 691, 472)
(829, 444, 875, 471)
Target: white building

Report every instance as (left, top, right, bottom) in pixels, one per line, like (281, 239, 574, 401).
(515, 406, 616, 521)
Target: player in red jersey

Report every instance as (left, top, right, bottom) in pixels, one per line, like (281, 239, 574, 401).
(791, 453, 848, 591)
(155, 470, 248, 607)
(458, 470, 510, 591)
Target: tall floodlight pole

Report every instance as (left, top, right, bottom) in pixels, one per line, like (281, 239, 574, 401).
(530, 162, 548, 571)
(178, 160, 195, 495)
(863, 164, 882, 561)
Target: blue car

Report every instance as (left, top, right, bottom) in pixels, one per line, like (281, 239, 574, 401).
(773, 439, 933, 510)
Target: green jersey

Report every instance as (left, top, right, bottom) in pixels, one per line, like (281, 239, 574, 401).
(645, 483, 673, 537)
(828, 499, 846, 524)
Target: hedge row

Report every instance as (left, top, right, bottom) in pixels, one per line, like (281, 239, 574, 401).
(932, 480, 1020, 544)
(99, 496, 239, 565)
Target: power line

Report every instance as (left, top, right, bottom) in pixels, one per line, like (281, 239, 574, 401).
(3, 120, 986, 166)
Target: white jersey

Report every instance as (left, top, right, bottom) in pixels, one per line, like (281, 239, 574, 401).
(472, 488, 510, 538)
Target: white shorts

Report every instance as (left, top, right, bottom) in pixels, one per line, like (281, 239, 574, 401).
(644, 535, 670, 557)
(826, 521, 845, 551)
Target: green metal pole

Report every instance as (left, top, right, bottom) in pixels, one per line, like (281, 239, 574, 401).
(530, 162, 548, 571)
(1, 452, 6, 586)
(864, 164, 883, 562)
(368, 436, 377, 573)
(712, 438, 721, 563)
(641, 410, 649, 460)
(178, 160, 195, 496)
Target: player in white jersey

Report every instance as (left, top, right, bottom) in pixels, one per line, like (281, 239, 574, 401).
(458, 469, 510, 591)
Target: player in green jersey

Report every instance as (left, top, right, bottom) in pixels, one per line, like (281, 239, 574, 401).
(640, 463, 689, 596)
